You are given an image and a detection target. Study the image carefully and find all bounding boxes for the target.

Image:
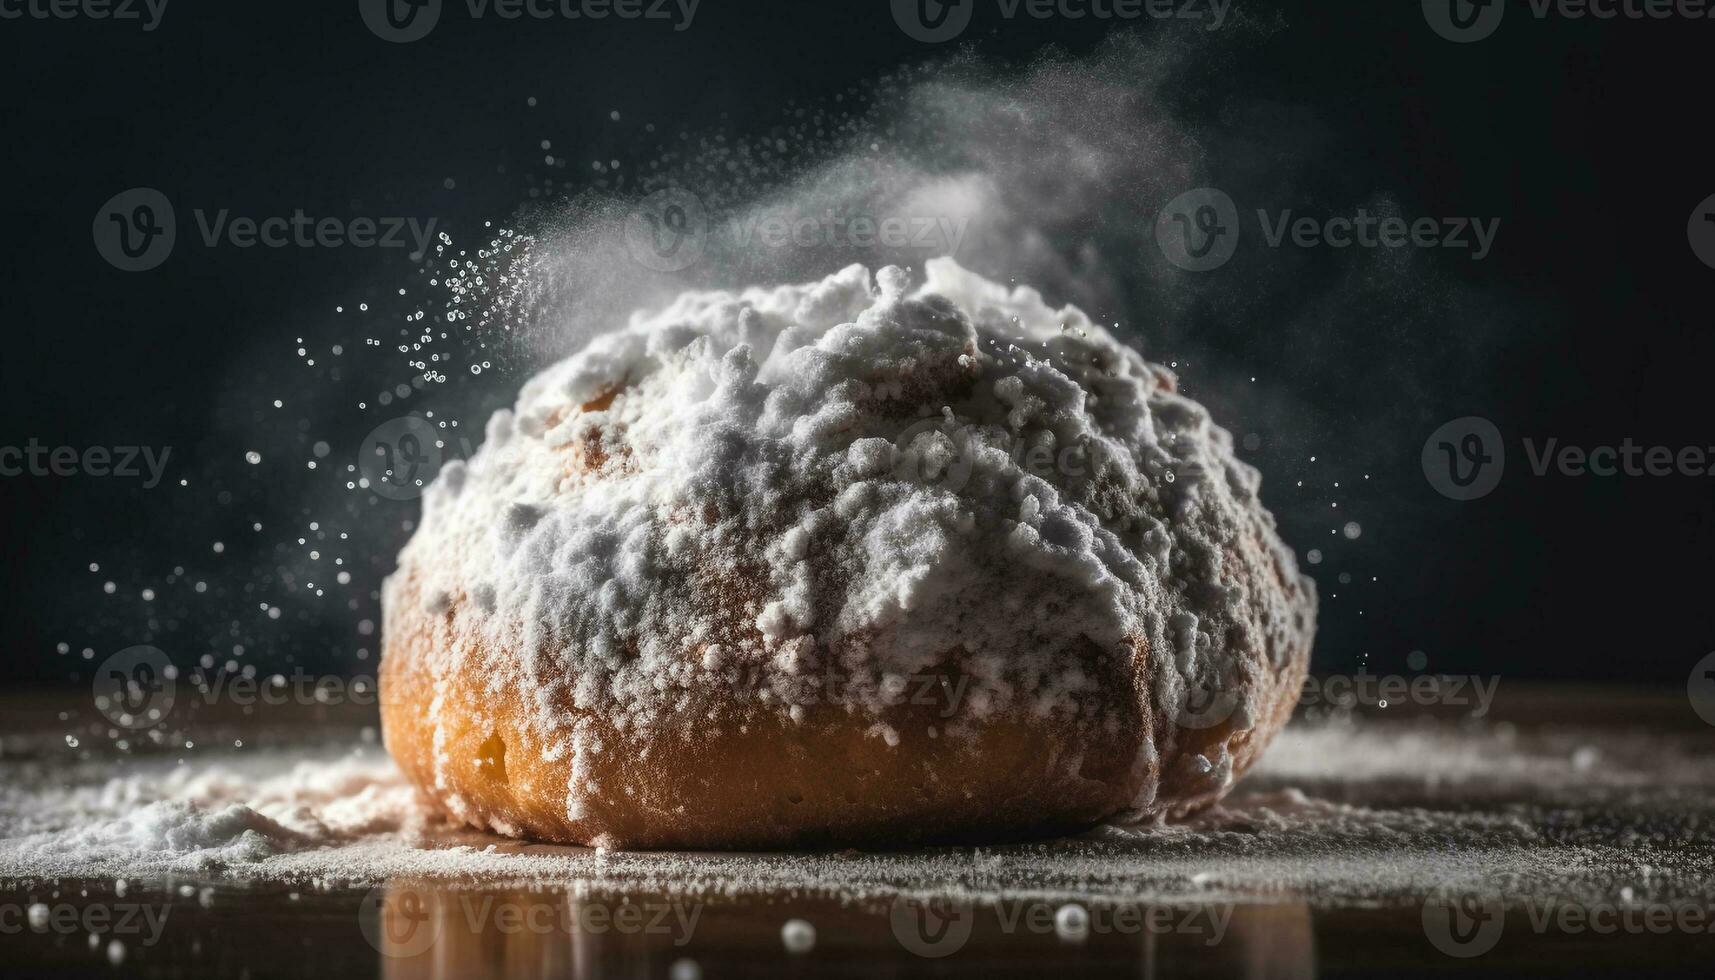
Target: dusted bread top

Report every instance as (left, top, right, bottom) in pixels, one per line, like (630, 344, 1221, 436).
(393, 259, 1314, 774)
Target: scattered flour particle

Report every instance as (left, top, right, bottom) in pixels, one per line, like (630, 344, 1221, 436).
(1054, 903, 1090, 942)
(781, 918, 816, 954)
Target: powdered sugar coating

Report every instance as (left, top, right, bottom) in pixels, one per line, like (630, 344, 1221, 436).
(389, 258, 1315, 822)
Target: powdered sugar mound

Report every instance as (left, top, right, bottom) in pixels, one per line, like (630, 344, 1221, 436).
(38, 802, 308, 872)
(392, 258, 1315, 817)
(0, 750, 421, 879)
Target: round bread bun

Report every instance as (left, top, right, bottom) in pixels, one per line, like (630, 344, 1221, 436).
(381, 260, 1316, 849)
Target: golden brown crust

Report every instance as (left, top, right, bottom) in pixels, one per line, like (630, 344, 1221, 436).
(381, 563, 1309, 848)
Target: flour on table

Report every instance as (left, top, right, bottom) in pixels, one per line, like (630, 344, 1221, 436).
(5, 720, 1710, 910)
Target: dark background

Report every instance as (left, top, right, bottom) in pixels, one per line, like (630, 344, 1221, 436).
(2, 0, 1710, 689)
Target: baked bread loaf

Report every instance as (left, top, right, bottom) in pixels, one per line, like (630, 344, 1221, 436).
(381, 260, 1315, 848)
